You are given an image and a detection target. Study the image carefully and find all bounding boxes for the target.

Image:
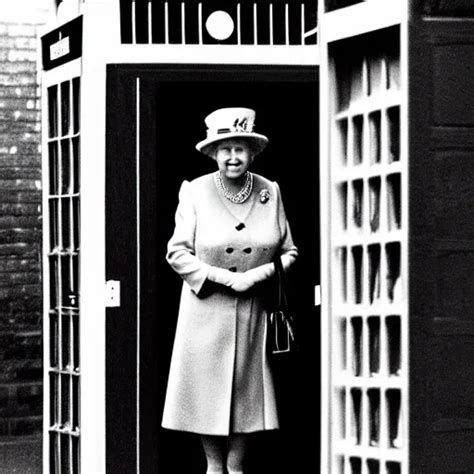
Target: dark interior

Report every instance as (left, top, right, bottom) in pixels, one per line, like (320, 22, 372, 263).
(106, 64, 320, 473)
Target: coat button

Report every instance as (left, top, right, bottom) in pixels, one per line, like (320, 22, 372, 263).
(229, 267, 237, 272)
(235, 223, 245, 231)
(226, 247, 234, 254)
(243, 247, 252, 254)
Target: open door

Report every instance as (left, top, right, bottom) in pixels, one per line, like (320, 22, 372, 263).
(105, 64, 320, 473)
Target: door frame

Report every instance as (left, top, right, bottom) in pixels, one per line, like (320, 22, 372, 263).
(105, 63, 321, 473)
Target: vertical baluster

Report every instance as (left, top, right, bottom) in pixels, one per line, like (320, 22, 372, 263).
(164, 2, 169, 44)
(237, 3, 241, 45)
(301, 3, 305, 45)
(198, 2, 203, 45)
(148, 1, 152, 44)
(253, 3, 258, 45)
(269, 4, 273, 45)
(131, 0, 136, 44)
(181, 2, 186, 44)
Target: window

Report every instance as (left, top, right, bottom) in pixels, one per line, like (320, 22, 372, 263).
(47, 77, 81, 474)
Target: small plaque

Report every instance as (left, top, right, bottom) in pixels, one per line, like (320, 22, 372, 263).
(50, 36, 70, 61)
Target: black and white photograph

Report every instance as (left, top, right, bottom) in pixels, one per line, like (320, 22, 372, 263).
(0, 0, 473, 473)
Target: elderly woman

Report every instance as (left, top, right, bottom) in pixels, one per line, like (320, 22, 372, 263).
(162, 107, 298, 474)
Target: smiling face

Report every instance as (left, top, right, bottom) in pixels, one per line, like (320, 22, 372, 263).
(214, 139, 253, 180)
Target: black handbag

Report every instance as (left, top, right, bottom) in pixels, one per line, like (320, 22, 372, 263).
(266, 256, 296, 355)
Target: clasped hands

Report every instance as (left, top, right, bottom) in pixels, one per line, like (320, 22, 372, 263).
(227, 271, 257, 292)
(207, 265, 274, 293)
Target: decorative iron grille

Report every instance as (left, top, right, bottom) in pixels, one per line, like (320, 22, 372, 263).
(120, 0, 318, 45)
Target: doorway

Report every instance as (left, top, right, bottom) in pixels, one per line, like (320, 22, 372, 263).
(106, 64, 320, 473)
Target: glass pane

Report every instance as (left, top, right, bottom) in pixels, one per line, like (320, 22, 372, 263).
(61, 374, 71, 428)
(388, 107, 400, 163)
(368, 244, 381, 304)
(337, 247, 347, 303)
(386, 316, 401, 376)
(72, 78, 80, 134)
(352, 115, 363, 165)
(49, 432, 60, 474)
(60, 434, 70, 472)
(369, 177, 381, 233)
(350, 388, 362, 445)
(60, 256, 69, 308)
(61, 198, 71, 251)
(336, 119, 348, 166)
(350, 57, 364, 104)
(49, 256, 59, 311)
(369, 111, 381, 164)
(48, 85, 58, 139)
(49, 372, 59, 427)
(367, 459, 380, 474)
(386, 462, 401, 474)
(336, 456, 345, 474)
(387, 389, 402, 448)
(352, 180, 363, 229)
(61, 81, 70, 137)
(72, 312, 79, 371)
(50, 311, 59, 368)
(337, 182, 348, 230)
(70, 256, 79, 308)
(368, 53, 383, 96)
(386, 46, 400, 91)
(336, 387, 346, 439)
(61, 312, 71, 370)
(61, 256, 77, 309)
(350, 317, 363, 376)
(49, 198, 59, 252)
(72, 137, 80, 194)
(61, 139, 71, 195)
(349, 456, 361, 474)
(72, 435, 80, 474)
(72, 197, 80, 251)
(49, 142, 59, 195)
(72, 375, 79, 430)
(387, 173, 401, 231)
(337, 317, 347, 371)
(368, 388, 380, 446)
(368, 316, 380, 376)
(385, 242, 401, 302)
(351, 246, 363, 304)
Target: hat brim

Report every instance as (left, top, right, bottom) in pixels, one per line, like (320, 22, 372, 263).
(196, 132, 269, 158)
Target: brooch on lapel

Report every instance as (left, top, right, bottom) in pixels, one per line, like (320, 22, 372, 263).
(259, 189, 270, 204)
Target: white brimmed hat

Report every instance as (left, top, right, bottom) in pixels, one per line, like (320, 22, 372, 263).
(196, 107, 269, 157)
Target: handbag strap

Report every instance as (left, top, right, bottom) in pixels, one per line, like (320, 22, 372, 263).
(274, 256, 289, 314)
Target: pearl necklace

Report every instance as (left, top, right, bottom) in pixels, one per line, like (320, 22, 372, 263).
(214, 171, 253, 204)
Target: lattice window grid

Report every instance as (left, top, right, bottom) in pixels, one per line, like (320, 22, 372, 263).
(329, 26, 407, 474)
(47, 77, 81, 474)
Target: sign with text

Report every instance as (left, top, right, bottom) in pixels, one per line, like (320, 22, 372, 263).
(42, 16, 82, 71)
(50, 36, 70, 61)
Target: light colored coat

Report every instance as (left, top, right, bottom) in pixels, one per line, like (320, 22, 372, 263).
(161, 172, 298, 435)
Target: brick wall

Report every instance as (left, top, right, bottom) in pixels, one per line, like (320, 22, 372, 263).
(0, 2, 53, 471)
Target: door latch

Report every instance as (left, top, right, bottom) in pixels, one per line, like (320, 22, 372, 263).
(314, 285, 321, 307)
(105, 280, 121, 307)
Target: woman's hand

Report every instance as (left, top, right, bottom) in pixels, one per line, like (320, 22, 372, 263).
(207, 266, 257, 292)
(229, 273, 255, 293)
